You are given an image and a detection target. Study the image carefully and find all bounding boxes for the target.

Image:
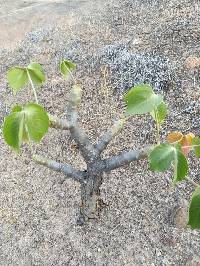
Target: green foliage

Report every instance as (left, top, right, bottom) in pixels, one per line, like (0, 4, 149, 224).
(173, 146, 188, 184)
(7, 67, 28, 93)
(150, 101, 167, 125)
(60, 60, 76, 77)
(150, 144, 188, 184)
(26, 62, 45, 84)
(3, 103, 49, 150)
(12, 105, 23, 113)
(124, 84, 163, 116)
(192, 137, 200, 157)
(7, 63, 45, 94)
(3, 59, 200, 229)
(22, 103, 49, 142)
(150, 143, 175, 171)
(3, 111, 24, 150)
(188, 187, 200, 229)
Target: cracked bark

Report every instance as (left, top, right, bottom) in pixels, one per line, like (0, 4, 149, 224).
(33, 85, 149, 225)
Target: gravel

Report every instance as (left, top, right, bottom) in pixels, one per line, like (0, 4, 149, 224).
(91, 43, 178, 93)
(0, 0, 200, 265)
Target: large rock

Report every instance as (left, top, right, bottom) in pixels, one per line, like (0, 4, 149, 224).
(91, 43, 177, 92)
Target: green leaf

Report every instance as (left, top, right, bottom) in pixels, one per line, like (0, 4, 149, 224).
(150, 101, 167, 124)
(3, 112, 24, 150)
(124, 84, 163, 116)
(7, 63, 45, 95)
(7, 67, 28, 93)
(22, 126, 29, 143)
(192, 137, 200, 157)
(60, 60, 76, 77)
(27, 62, 45, 84)
(150, 143, 188, 183)
(150, 143, 175, 171)
(11, 105, 23, 113)
(173, 147, 188, 184)
(188, 187, 200, 229)
(23, 103, 49, 142)
(3, 103, 49, 150)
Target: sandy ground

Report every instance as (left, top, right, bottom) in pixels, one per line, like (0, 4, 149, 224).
(0, 0, 103, 49)
(0, 0, 200, 265)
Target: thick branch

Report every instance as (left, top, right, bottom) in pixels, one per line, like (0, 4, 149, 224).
(95, 118, 125, 154)
(70, 127, 98, 161)
(67, 85, 98, 161)
(67, 85, 82, 125)
(33, 154, 84, 183)
(94, 147, 150, 173)
(48, 114, 71, 130)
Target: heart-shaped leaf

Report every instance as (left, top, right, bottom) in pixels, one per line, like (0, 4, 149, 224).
(173, 146, 188, 184)
(150, 101, 167, 124)
(149, 143, 188, 183)
(192, 137, 200, 157)
(3, 103, 49, 150)
(27, 62, 45, 84)
(124, 84, 163, 116)
(60, 60, 76, 77)
(23, 103, 49, 142)
(7, 63, 45, 95)
(7, 67, 28, 93)
(149, 143, 175, 171)
(11, 105, 23, 113)
(3, 112, 24, 150)
(188, 187, 200, 229)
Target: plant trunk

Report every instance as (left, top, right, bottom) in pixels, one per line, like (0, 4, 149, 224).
(77, 174, 104, 225)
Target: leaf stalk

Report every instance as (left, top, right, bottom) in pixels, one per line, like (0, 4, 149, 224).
(26, 69, 39, 104)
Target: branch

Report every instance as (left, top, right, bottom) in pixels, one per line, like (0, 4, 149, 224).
(95, 118, 125, 154)
(67, 85, 98, 161)
(67, 85, 82, 125)
(70, 127, 98, 161)
(32, 154, 84, 183)
(48, 114, 71, 130)
(95, 146, 150, 173)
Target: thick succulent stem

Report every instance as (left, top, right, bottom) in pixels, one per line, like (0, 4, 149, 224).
(77, 173, 104, 225)
(95, 118, 125, 154)
(67, 85, 98, 162)
(93, 146, 150, 173)
(70, 126, 98, 162)
(33, 155, 84, 183)
(48, 114, 72, 130)
(32, 84, 151, 225)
